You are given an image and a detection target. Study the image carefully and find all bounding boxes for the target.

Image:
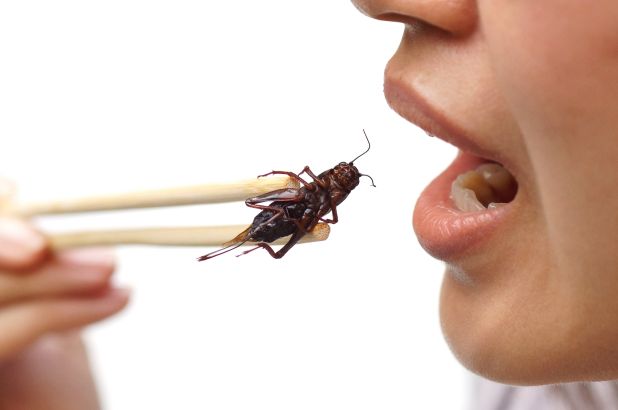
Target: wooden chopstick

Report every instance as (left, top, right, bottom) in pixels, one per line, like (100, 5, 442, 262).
(5, 176, 299, 217)
(0, 175, 331, 251)
(47, 223, 330, 250)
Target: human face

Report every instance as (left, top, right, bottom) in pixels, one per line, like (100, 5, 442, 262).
(352, 0, 618, 385)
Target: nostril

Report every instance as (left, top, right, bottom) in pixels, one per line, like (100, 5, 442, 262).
(377, 14, 440, 37)
(375, 12, 423, 26)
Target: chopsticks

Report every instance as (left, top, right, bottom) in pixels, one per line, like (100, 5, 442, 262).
(48, 223, 331, 251)
(0, 176, 330, 250)
(8, 176, 299, 217)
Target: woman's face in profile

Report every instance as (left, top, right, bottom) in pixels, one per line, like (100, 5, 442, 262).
(353, 0, 618, 384)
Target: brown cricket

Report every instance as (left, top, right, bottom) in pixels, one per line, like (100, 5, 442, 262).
(198, 130, 375, 261)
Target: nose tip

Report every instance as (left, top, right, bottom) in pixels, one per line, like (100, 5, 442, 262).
(352, 0, 477, 36)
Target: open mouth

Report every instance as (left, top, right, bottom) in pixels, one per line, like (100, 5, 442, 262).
(412, 149, 520, 260)
(383, 74, 522, 260)
(450, 160, 518, 212)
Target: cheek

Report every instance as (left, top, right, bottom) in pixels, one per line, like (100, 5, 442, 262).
(460, 0, 618, 383)
(479, 0, 618, 288)
(479, 0, 618, 123)
(478, 1, 618, 279)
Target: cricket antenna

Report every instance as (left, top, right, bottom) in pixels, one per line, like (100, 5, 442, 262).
(360, 173, 376, 187)
(350, 129, 372, 165)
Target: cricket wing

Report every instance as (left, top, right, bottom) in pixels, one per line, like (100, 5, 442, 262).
(223, 225, 252, 246)
(245, 188, 301, 205)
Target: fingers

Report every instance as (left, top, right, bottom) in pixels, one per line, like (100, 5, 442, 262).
(0, 249, 130, 360)
(0, 212, 131, 361)
(0, 217, 48, 270)
(0, 249, 128, 361)
(0, 248, 116, 305)
(0, 287, 130, 360)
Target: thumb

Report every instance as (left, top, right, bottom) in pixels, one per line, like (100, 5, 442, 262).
(0, 218, 48, 270)
(0, 178, 48, 270)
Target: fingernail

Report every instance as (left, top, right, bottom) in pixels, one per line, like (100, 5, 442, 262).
(59, 248, 116, 268)
(0, 217, 47, 264)
(109, 287, 131, 300)
(103, 287, 131, 310)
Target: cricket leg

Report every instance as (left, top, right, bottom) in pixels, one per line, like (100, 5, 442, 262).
(289, 218, 309, 234)
(245, 198, 303, 227)
(319, 200, 339, 224)
(239, 230, 306, 259)
(237, 244, 264, 257)
(257, 170, 314, 189)
(297, 166, 328, 189)
(244, 202, 288, 227)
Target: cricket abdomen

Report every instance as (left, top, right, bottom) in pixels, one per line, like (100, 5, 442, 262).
(249, 200, 307, 243)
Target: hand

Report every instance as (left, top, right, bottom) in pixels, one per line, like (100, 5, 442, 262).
(0, 217, 130, 409)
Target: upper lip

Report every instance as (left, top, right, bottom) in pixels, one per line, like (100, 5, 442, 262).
(383, 70, 512, 171)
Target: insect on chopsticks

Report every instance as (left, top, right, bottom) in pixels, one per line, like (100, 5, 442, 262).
(198, 130, 376, 261)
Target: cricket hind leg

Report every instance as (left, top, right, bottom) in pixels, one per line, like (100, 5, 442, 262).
(237, 242, 287, 259)
(237, 230, 305, 259)
(245, 191, 305, 227)
(244, 202, 287, 227)
(237, 243, 268, 257)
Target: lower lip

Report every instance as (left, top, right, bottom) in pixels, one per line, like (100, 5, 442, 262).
(412, 150, 516, 261)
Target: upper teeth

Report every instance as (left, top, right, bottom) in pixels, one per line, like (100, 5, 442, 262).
(450, 162, 517, 212)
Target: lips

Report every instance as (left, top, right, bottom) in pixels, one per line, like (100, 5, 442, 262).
(384, 71, 520, 261)
(412, 150, 518, 260)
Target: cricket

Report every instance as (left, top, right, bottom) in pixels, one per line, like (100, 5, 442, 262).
(198, 131, 375, 261)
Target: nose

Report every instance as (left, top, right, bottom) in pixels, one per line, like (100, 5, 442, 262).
(352, 0, 477, 36)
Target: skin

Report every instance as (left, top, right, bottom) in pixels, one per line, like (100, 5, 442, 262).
(0, 205, 129, 408)
(352, 0, 618, 384)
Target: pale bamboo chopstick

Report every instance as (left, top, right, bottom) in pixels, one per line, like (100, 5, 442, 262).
(6, 176, 299, 217)
(48, 223, 331, 251)
(0, 175, 330, 250)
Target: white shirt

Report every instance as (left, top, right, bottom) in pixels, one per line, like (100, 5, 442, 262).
(471, 376, 618, 410)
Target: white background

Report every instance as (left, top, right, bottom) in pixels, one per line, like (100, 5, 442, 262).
(0, 1, 471, 409)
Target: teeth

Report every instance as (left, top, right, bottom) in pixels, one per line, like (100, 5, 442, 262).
(475, 163, 518, 203)
(450, 162, 517, 212)
(488, 202, 507, 209)
(451, 171, 491, 212)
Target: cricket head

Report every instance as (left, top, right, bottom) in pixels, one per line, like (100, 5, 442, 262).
(332, 162, 362, 192)
(336, 129, 376, 191)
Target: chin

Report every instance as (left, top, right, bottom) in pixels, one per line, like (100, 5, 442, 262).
(439, 269, 618, 386)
